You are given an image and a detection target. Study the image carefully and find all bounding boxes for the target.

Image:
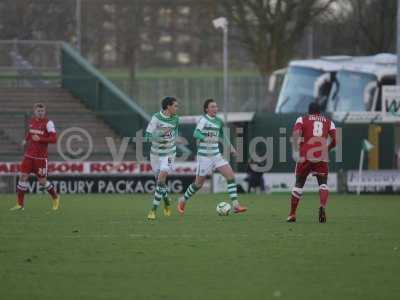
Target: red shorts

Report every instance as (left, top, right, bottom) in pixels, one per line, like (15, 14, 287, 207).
(20, 156, 48, 178)
(295, 160, 328, 178)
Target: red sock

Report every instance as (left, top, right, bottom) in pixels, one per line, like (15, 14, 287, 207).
(47, 184, 58, 199)
(290, 195, 300, 216)
(17, 189, 25, 206)
(319, 185, 329, 208)
(289, 187, 302, 216)
(16, 181, 27, 207)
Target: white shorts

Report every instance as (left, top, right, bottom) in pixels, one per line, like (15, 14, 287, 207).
(196, 154, 229, 177)
(150, 154, 175, 176)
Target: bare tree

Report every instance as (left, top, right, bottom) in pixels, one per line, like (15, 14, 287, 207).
(220, 0, 337, 76)
(0, 0, 74, 41)
(0, 0, 74, 69)
(112, 0, 145, 95)
(350, 0, 396, 54)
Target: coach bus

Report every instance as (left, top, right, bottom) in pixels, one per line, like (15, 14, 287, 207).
(274, 54, 396, 114)
(326, 54, 396, 113)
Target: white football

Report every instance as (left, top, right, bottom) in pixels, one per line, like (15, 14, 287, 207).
(216, 202, 231, 216)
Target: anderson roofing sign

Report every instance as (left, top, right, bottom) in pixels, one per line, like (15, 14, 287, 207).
(0, 161, 197, 175)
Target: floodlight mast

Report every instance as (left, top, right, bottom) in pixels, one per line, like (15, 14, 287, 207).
(212, 17, 229, 125)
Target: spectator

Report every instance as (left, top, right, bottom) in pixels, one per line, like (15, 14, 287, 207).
(246, 159, 266, 194)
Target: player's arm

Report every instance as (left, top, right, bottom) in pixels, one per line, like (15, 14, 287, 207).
(193, 118, 206, 141)
(144, 131, 159, 142)
(193, 129, 206, 141)
(37, 132, 57, 144)
(291, 117, 303, 159)
(328, 121, 337, 151)
(292, 130, 302, 152)
(36, 121, 57, 144)
(144, 116, 162, 142)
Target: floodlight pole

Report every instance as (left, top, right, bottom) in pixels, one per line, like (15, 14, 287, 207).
(76, 0, 82, 53)
(213, 17, 229, 124)
(222, 23, 228, 125)
(213, 17, 230, 159)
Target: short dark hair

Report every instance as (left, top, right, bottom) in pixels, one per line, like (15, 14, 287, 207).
(33, 102, 46, 110)
(308, 102, 321, 114)
(203, 98, 216, 113)
(161, 97, 177, 110)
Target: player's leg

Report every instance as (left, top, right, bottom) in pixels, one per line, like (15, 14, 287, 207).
(177, 176, 205, 214)
(287, 176, 306, 222)
(177, 157, 209, 214)
(11, 157, 32, 210)
(287, 161, 309, 222)
(147, 170, 168, 220)
(147, 155, 162, 219)
(155, 171, 168, 208)
(161, 156, 175, 216)
(216, 163, 247, 213)
(36, 159, 60, 210)
(148, 155, 174, 219)
(315, 162, 329, 223)
(185, 175, 205, 202)
(151, 169, 171, 217)
(162, 184, 172, 217)
(162, 183, 171, 207)
(11, 172, 29, 210)
(37, 176, 60, 210)
(316, 175, 328, 223)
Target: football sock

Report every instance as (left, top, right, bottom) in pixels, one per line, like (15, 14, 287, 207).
(290, 187, 303, 216)
(319, 184, 329, 208)
(163, 185, 170, 206)
(16, 180, 28, 207)
(42, 181, 58, 199)
(152, 183, 165, 210)
(227, 180, 238, 205)
(183, 183, 200, 202)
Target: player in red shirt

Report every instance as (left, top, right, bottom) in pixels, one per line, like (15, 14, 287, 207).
(287, 102, 336, 223)
(10, 103, 60, 211)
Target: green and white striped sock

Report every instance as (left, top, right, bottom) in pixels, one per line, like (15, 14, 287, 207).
(183, 183, 200, 202)
(227, 180, 239, 206)
(152, 183, 165, 210)
(163, 185, 170, 206)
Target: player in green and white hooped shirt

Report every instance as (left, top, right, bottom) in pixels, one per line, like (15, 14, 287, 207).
(145, 97, 179, 220)
(177, 99, 247, 214)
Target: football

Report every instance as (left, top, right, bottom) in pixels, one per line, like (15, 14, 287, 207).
(216, 202, 231, 216)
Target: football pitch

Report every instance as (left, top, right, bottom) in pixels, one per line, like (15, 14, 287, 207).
(1, 193, 399, 300)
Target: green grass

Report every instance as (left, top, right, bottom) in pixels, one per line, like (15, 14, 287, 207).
(0, 193, 399, 300)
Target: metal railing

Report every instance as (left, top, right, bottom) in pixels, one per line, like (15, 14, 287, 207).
(0, 40, 269, 114)
(105, 76, 267, 114)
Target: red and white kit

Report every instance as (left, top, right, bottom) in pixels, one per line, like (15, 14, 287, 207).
(293, 114, 336, 178)
(20, 117, 57, 178)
